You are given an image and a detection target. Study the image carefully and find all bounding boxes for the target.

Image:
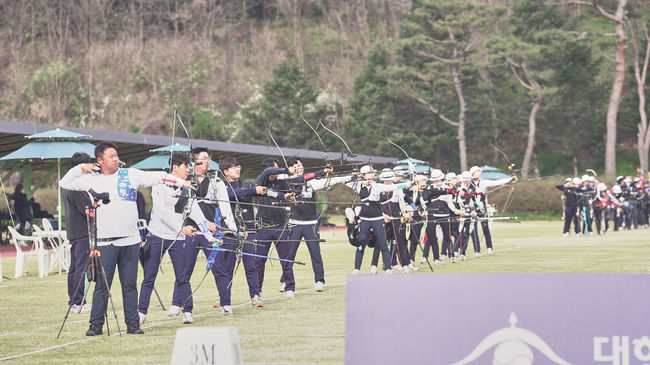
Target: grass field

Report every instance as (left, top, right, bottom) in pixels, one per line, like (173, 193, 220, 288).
(0, 221, 648, 364)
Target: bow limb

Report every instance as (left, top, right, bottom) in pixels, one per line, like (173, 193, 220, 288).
(268, 122, 289, 169)
(386, 136, 416, 182)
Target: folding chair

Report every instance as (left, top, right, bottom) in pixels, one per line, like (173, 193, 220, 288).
(8, 226, 48, 278)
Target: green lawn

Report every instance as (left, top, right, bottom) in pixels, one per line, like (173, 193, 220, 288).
(0, 221, 648, 364)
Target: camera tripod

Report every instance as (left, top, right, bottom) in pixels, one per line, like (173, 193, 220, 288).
(57, 190, 122, 338)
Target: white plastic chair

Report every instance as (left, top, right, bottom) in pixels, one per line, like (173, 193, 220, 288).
(41, 219, 70, 273)
(8, 226, 48, 278)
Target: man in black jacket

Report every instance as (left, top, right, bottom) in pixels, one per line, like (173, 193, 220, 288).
(62, 152, 93, 313)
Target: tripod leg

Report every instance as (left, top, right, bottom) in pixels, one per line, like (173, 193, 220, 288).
(57, 254, 94, 339)
(152, 286, 166, 311)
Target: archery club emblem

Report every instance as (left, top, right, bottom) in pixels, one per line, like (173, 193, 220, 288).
(452, 312, 573, 365)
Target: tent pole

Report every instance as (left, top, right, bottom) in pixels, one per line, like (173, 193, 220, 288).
(57, 158, 62, 230)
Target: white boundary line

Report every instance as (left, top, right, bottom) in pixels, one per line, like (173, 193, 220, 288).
(0, 285, 334, 361)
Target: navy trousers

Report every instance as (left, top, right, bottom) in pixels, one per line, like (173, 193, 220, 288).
(138, 235, 196, 315)
(355, 219, 390, 271)
(255, 226, 293, 292)
(68, 239, 90, 306)
(200, 232, 262, 301)
(89, 243, 140, 326)
(285, 224, 325, 284)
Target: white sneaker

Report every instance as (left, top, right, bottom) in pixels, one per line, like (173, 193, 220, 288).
(434, 259, 440, 266)
(80, 303, 91, 313)
(138, 312, 147, 325)
(385, 269, 393, 274)
(576, 232, 583, 237)
(352, 269, 360, 275)
(278, 282, 286, 293)
(369, 265, 377, 274)
(392, 264, 403, 271)
(474, 252, 481, 258)
(70, 303, 91, 314)
(419, 257, 428, 264)
(454, 251, 459, 258)
(285, 290, 295, 299)
(460, 254, 466, 261)
(562, 232, 569, 238)
(222, 306, 233, 316)
(487, 248, 493, 255)
(315, 281, 324, 292)
(402, 266, 410, 274)
(440, 255, 447, 262)
(408, 263, 419, 272)
(167, 305, 181, 317)
(450, 257, 456, 263)
(182, 312, 193, 324)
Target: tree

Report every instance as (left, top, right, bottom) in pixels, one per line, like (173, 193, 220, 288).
(234, 60, 319, 149)
(628, 19, 650, 173)
(390, 0, 505, 171)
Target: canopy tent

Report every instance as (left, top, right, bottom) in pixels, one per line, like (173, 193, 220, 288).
(130, 144, 219, 170)
(395, 158, 428, 165)
(479, 165, 511, 180)
(0, 128, 96, 230)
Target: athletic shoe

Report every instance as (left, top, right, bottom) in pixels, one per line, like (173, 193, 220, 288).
(138, 312, 147, 325)
(392, 264, 403, 271)
(454, 251, 459, 258)
(474, 252, 481, 258)
(182, 312, 193, 324)
(85, 323, 103, 336)
(167, 305, 181, 317)
(251, 295, 264, 307)
(576, 232, 583, 237)
(419, 257, 428, 264)
(385, 269, 393, 274)
(450, 257, 456, 263)
(369, 265, 377, 274)
(408, 263, 419, 271)
(126, 323, 144, 335)
(278, 282, 286, 293)
(562, 232, 569, 238)
(402, 266, 410, 274)
(434, 259, 440, 266)
(352, 269, 360, 275)
(487, 248, 493, 255)
(222, 306, 233, 316)
(460, 254, 466, 261)
(440, 255, 447, 262)
(315, 281, 324, 292)
(70, 303, 90, 314)
(212, 298, 221, 308)
(285, 290, 295, 299)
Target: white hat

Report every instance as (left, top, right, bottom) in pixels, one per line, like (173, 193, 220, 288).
(392, 166, 408, 176)
(430, 169, 444, 181)
(445, 172, 457, 182)
(597, 183, 607, 190)
(572, 177, 582, 185)
(379, 170, 396, 181)
(415, 174, 428, 181)
(469, 166, 481, 174)
(581, 174, 589, 181)
(460, 171, 472, 181)
(360, 165, 376, 174)
(612, 185, 622, 194)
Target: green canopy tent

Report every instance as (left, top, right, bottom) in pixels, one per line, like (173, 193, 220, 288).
(131, 144, 219, 171)
(0, 128, 96, 230)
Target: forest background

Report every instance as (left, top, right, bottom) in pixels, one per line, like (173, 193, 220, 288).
(2, 0, 650, 215)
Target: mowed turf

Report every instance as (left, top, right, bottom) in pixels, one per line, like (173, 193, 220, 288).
(0, 221, 648, 364)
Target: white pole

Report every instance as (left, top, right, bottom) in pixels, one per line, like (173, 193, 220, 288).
(57, 158, 62, 231)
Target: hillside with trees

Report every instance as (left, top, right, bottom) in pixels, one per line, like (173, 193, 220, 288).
(1, 0, 649, 177)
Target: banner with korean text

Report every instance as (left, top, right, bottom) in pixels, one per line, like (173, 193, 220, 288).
(345, 274, 650, 365)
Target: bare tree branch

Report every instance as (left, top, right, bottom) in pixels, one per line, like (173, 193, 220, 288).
(409, 94, 460, 127)
(409, 47, 455, 62)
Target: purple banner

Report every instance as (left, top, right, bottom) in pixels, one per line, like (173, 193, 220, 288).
(345, 274, 650, 365)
